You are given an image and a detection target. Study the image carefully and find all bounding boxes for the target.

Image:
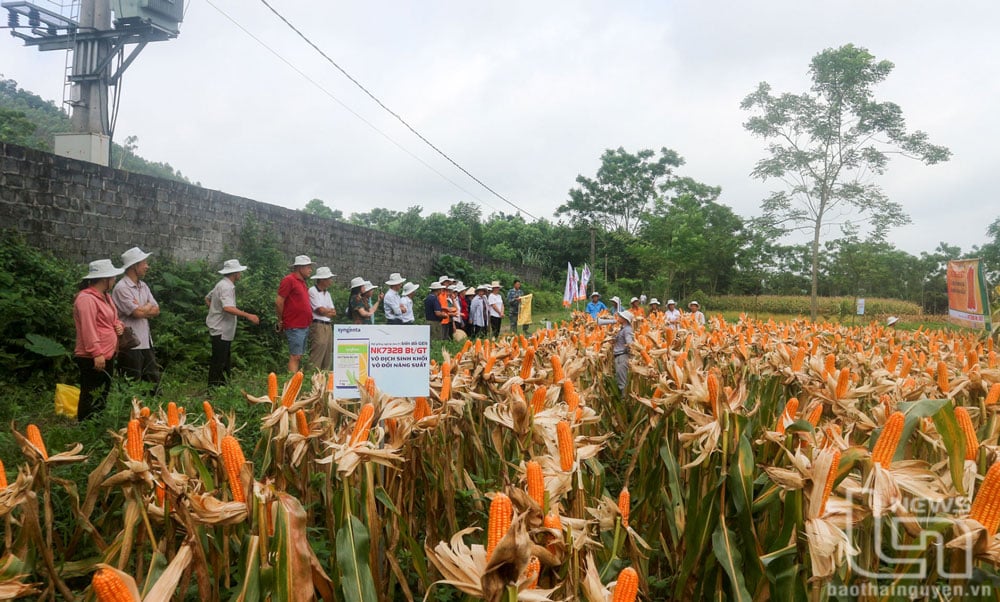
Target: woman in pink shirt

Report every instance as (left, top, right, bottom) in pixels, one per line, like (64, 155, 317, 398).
(74, 259, 125, 421)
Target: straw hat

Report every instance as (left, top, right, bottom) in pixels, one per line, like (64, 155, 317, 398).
(385, 272, 406, 286)
(312, 267, 335, 280)
(218, 259, 248, 275)
(83, 259, 124, 280)
(120, 247, 152, 270)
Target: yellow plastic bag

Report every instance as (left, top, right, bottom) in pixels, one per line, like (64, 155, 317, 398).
(55, 384, 80, 418)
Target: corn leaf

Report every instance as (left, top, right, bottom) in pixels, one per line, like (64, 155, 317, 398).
(930, 404, 966, 495)
(336, 514, 378, 602)
(273, 492, 317, 602)
(712, 521, 753, 602)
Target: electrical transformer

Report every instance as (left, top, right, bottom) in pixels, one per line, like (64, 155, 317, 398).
(112, 0, 182, 35)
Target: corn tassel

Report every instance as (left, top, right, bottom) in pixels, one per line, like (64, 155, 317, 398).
(970, 461, 1000, 536)
(92, 567, 137, 602)
(818, 449, 841, 516)
(26, 424, 47, 460)
(487, 492, 512, 558)
(220, 435, 247, 504)
(126, 419, 143, 462)
(872, 411, 905, 466)
(612, 567, 639, 602)
(557, 421, 574, 471)
(618, 488, 630, 528)
(267, 372, 278, 402)
(282, 371, 303, 407)
(166, 402, 180, 427)
(526, 461, 544, 508)
(955, 406, 979, 461)
(296, 410, 309, 437)
(351, 403, 375, 446)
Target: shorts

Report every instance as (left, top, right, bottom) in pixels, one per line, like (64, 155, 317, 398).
(285, 327, 308, 356)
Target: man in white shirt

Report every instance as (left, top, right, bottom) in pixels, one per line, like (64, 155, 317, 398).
(383, 272, 407, 324)
(113, 246, 161, 391)
(688, 300, 706, 326)
(469, 284, 489, 338)
(307, 267, 337, 372)
(664, 299, 681, 328)
(487, 281, 504, 338)
(206, 259, 258, 387)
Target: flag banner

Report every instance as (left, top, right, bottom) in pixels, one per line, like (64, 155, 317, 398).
(947, 259, 992, 330)
(563, 262, 575, 307)
(573, 268, 583, 301)
(517, 294, 533, 325)
(579, 263, 591, 300)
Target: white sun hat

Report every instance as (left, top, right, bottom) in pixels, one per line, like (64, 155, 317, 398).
(312, 267, 335, 280)
(689, 300, 700, 307)
(887, 316, 899, 326)
(385, 272, 406, 286)
(361, 281, 377, 293)
(429, 281, 444, 290)
(618, 310, 635, 324)
(292, 255, 316, 267)
(349, 276, 366, 289)
(649, 298, 660, 305)
(120, 247, 152, 270)
(667, 299, 677, 306)
(84, 259, 124, 280)
(218, 259, 248, 275)
(630, 297, 639, 304)
(402, 282, 420, 296)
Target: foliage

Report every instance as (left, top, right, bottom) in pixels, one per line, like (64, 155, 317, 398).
(741, 44, 951, 319)
(702, 294, 921, 318)
(302, 198, 344, 221)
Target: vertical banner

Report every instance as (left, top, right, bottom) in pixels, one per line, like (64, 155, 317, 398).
(946, 259, 992, 330)
(333, 324, 431, 398)
(517, 294, 533, 326)
(562, 262, 575, 307)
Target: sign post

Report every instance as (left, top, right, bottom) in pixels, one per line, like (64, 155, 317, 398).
(333, 324, 431, 399)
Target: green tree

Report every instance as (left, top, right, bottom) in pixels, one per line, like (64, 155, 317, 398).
(0, 108, 36, 147)
(741, 44, 951, 320)
(556, 147, 683, 236)
(302, 198, 343, 220)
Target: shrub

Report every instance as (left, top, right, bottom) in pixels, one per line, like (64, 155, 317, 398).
(702, 294, 921, 318)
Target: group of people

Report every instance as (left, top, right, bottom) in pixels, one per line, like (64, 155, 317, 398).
(421, 277, 528, 342)
(584, 292, 705, 327)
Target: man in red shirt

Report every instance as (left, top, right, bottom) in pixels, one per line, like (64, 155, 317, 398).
(276, 255, 315, 372)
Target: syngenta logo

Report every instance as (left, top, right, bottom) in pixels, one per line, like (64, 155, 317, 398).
(843, 488, 973, 581)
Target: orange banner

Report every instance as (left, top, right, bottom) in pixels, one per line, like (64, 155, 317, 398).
(946, 259, 991, 330)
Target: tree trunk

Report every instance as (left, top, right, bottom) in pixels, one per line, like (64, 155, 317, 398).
(810, 218, 822, 321)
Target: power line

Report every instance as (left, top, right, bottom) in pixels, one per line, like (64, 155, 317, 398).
(202, 0, 503, 215)
(255, 0, 537, 220)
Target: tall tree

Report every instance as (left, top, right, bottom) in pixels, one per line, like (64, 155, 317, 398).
(302, 198, 343, 220)
(741, 44, 950, 319)
(556, 147, 682, 236)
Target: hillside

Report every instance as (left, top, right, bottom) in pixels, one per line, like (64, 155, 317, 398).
(0, 76, 195, 184)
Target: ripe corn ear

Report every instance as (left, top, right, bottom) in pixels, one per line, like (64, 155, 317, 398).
(835, 367, 850, 399)
(807, 404, 823, 427)
(92, 567, 136, 602)
(612, 567, 639, 602)
(26, 424, 47, 460)
(414, 396, 431, 421)
(520, 348, 535, 380)
(550, 355, 564, 383)
(818, 449, 841, 516)
(440, 362, 452, 400)
(986, 383, 1000, 406)
(220, 435, 247, 504)
(351, 403, 376, 446)
(955, 406, 979, 461)
(618, 488, 630, 528)
(267, 372, 278, 402)
(282, 371, 303, 407)
(776, 398, 798, 435)
(525, 556, 540, 589)
(563, 381, 579, 413)
(166, 402, 180, 427)
(937, 361, 950, 394)
(0, 458, 7, 489)
(871, 411, 905, 467)
(970, 461, 1000, 536)
(557, 421, 574, 471)
(126, 419, 143, 462)
(486, 492, 512, 558)
(296, 410, 309, 437)
(526, 461, 544, 508)
(531, 386, 547, 415)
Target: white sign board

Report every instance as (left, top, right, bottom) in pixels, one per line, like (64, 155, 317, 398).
(332, 324, 431, 398)
(856, 298, 865, 315)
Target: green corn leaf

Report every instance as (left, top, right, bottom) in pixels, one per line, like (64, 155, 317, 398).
(336, 514, 378, 602)
(930, 403, 966, 496)
(712, 521, 753, 602)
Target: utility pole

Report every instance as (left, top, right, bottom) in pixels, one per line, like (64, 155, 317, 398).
(4, 0, 182, 166)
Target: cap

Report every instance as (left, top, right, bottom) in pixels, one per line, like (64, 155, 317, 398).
(219, 259, 248, 275)
(120, 247, 152, 270)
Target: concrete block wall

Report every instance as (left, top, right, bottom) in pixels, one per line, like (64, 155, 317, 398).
(0, 142, 541, 286)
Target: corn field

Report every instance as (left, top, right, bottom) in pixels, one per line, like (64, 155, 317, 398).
(3, 313, 1000, 601)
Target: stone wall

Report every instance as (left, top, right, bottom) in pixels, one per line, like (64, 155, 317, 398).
(0, 142, 541, 286)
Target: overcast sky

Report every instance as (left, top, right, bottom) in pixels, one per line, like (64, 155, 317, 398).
(3, 0, 997, 257)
